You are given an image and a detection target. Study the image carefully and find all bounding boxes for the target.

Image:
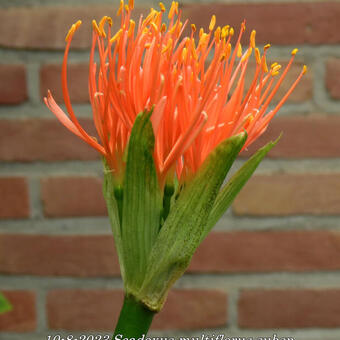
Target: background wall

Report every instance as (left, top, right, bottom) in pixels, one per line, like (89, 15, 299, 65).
(0, 0, 340, 339)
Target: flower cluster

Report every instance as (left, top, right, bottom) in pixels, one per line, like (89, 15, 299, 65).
(44, 0, 306, 186)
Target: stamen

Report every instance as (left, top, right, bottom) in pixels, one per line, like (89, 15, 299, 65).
(241, 47, 252, 62)
(209, 15, 216, 31)
(65, 20, 82, 42)
(128, 0, 134, 10)
(262, 55, 268, 72)
(250, 30, 256, 48)
(128, 20, 135, 37)
(255, 48, 261, 64)
(221, 25, 229, 38)
(168, 1, 178, 19)
(92, 20, 102, 36)
(264, 43, 271, 51)
(162, 38, 173, 53)
(110, 29, 123, 43)
(237, 43, 242, 58)
(117, 0, 124, 16)
(291, 48, 298, 55)
(161, 23, 167, 32)
(229, 27, 234, 36)
(159, 2, 166, 12)
(191, 24, 196, 33)
(303, 65, 308, 74)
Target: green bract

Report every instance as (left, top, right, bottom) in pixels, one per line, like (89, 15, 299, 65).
(103, 110, 279, 312)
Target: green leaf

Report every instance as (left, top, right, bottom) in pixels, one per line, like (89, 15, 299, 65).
(201, 135, 281, 242)
(103, 159, 126, 282)
(0, 292, 12, 314)
(138, 132, 247, 311)
(122, 110, 162, 293)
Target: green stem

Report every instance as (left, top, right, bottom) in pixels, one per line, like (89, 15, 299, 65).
(113, 295, 155, 339)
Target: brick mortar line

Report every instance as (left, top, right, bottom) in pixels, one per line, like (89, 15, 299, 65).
(1, 272, 340, 290)
(3, 159, 340, 176)
(35, 289, 48, 333)
(226, 287, 239, 333)
(28, 177, 43, 220)
(2, 214, 340, 233)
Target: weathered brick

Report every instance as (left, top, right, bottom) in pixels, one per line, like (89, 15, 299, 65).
(0, 64, 27, 104)
(182, 2, 340, 45)
(0, 177, 29, 219)
(0, 234, 119, 276)
(0, 6, 147, 50)
(41, 177, 107, 217)
(239, 289, 340, 328)
(40, 63, 88, 103)
(0, 119, 98, 162)
(47, 289, 227, 330)
(326, 58, 340, 99)
(191, 231, 340, 273)
(233, 174, 340, 216)
(243, 115, 340, 158)
(0, 291, 36, 332)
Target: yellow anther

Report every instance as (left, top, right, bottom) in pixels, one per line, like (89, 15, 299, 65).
(182, 47, 188, 61)
(128, 20, 135, 37)
(129, 0, 134, 10)
(226, 43, 231, 57)
(199, 33, 209, 47)
(229, 27, 234, 36)
(161, 23, 167, 32)
(75, 20, 82, 29)
(221, 25, 229, 38)
(272, 64, 281, 73)
(151, 21, 158, 32)
(162, 38, 173, 53)
(272, 71, 280, 76)
(214, 26, 221, 43)
(209, 15, 216, 31)
(241, 47, 252, 62)
(237, 43, 242, 58)
(110, 28, 123, 43)
(271, 62, 278, 68)
(92, 20, 102, 36)
(264, 43, 271, 51)
(117, 0, 124, 16)
(159, 2, 166, 12)
(168, 1, 178, 19)
(65, 24, 75, 42)
(302, 65, 308, 74)
(250, 30, 256, 48)
(255, 48, 261, 64)
(262, 56, 268, 73)
(199, 28, 204, 38)
(191, 24, 196, 33)
(144, 9, 157, 26)
(124, 4, 129, 12)
(191, 38, 198, 60)
(99, 16, 112, 37)
(145, 43, 151, 49)
(291, 48, 298, 56)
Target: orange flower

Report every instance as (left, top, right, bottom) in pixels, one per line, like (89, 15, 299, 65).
(44, 1, 306, 184)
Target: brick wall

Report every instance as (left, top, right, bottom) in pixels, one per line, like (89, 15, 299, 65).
(0, 1, 340, 339)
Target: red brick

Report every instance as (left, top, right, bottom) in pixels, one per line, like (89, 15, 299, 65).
(47, 289, 226, 330)
(0, 119, 98, 162)
(239, 289, 340, 328)
(0, 177, 29, 219)
(40, 63, 88, 103)
(233, 174, 340, 216)
(0, 234, 119, 276)
(182, 3, 340, 45)
(41, 177, 107, 217)
(0, 291, 36, 332)
(0, 6, 147, 50)
(190, 231, 340, 273)
(326, 58, 340, 99)
(243, 115, 340, 158)
(0, 64, 27, 104)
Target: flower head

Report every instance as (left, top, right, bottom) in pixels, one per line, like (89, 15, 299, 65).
(45, 1, 306, 186)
